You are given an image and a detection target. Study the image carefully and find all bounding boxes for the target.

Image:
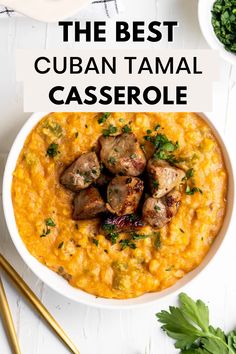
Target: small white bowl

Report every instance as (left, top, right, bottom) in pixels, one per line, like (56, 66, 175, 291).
(0, 0, 90, 22)
(2, 112, 234, 309)
(198, 0, 236, 66)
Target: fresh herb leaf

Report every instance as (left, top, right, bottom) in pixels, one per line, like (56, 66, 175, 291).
(130, 232, 150, 240)
(102, 124, 117, 137)
(155, 124, 161, 131)
(92, 238, 99, 246)
(186, 168, 195, 179)
(98, 112, 110, 124)
(212, 0, 236, 53)
(102, 223, 116, 234)
(154, 232, 161, 249)
(109, 232, 119, 245)
(156, 293, 236, 354)
(46, 143, 60, 158)
(45, 218, 56, 227)
(119, 239, 137, 250)
(122, 124, 132, 133)
(186, 185, 203, 195)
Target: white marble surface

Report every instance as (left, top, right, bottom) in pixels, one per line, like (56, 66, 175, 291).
(0, 0, 236, 353)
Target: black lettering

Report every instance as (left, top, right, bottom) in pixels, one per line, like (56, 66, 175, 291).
(34, 57, 50, 74)
(176, 86, 187, 104)
(116, 22, 130, 42)
(53, 57, 66, 74)
(70, 57, 82, 74)
(127, 86, 142, 104)
(85, 57, 99, 74)
(99, 86, 112, 104)
(143, 86, 161, 105)
(147, 21, 162, 42)
(94, 22, 106, 42)
(193, 57, 203, 74)
(138, 57, 153, 74)
(133, 21, 145, 42)
(58, 21, 73, 42)
(163, 86, 174, 104)
(75, 21, 91, 42)
(124, 57, 137, 74)
(49, 86, 64, 105)
(84, 86, 97, 104)
(163, 21, 178, 42)
(65, 86, 82, 104)
(155, 57, 173, 74)
(102, 57, 116, 74)
(176, 57, 191, 74)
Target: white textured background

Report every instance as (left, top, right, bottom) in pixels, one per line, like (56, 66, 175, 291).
(0, 0, 236, 353)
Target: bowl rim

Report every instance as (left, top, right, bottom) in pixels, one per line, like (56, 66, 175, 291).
(198, 0, 236, 66)
(2, 112, 235, 309)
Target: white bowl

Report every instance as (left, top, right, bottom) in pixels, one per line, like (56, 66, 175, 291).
(0, 0, 90, 22)
(2, 112, 234, 309)
(198, 0, 236, 66)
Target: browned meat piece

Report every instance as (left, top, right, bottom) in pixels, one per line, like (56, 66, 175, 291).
(147, 159, 185, 198)
(142, 189, 181, 228)
(73, 186, 106, 220)
(99, 133, 146, 176)
(101, 214, 144, 234)
(60, 152, 100, 192)
(107, 176, 144, 216)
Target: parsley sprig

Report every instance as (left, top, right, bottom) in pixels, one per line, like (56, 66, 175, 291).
(156, 293, 236, 354)
(40, 218, 56, 237)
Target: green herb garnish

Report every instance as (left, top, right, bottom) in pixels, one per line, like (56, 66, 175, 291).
(98, 112, 110, 124)
(122, 124, 132, 133)
(156, 292, 236, 354)
(92, 238, 99, 246)
(186, 185, 203, 195)
(119, 239, 137, 250)
(212, 0, 236, 53)
(186, 168, 194, 179)
(46, 143, 60, 158)
(102, 124, 117, 137)
(40, 218, 56, 237)
(154, 232, 161, 249)
(109, 232, 120, 245)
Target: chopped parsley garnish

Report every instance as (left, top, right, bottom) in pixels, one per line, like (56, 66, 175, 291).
(130, 232, 150, 240)
(154, 232, 161, 249)
(153, 180, 159, 189)
(40, 218, 56, 237)
(154, 124, 161, 131)
(46, 143, 60, 158)
(98, 112, 110, 124)
(92, 238, 99, 246)
(58, 241, 64, 249)
(179, 228, 185, 233)
(109, 232, 120, 245)
(108, 157, 116, 165)
(43, 121, 63, 138)
(102, 223, 116, 234)
(154, 205, 161, 211)
(185, 168, 194, 179)
(102, 124, 117, 137)
(45, 218, 56, 227)
(146, 129, 152, 135)
(185, 185, 203, 195)
(122, 124, 132, 133)
(212, 0, 236, 53)
(144, 129, 182, 165)
(119, 239, 137, 250)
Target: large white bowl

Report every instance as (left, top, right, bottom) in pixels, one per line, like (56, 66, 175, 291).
(198, 0, 236, 66)
(2, 112, 234, 309)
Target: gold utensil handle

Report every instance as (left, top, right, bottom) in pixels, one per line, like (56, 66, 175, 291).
(0, 254, 80, 354)
(0, 277, 22, 354)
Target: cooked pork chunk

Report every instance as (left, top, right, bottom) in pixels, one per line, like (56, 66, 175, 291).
(99, 133, 146, 176)
(60, 152, 100, 192)
(107, 176, 144, 216)
(73, 186, 106, 220)
(101, 214, 144, 234)
(147, 159, 185, 198)
(142, 189, 181, 228)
